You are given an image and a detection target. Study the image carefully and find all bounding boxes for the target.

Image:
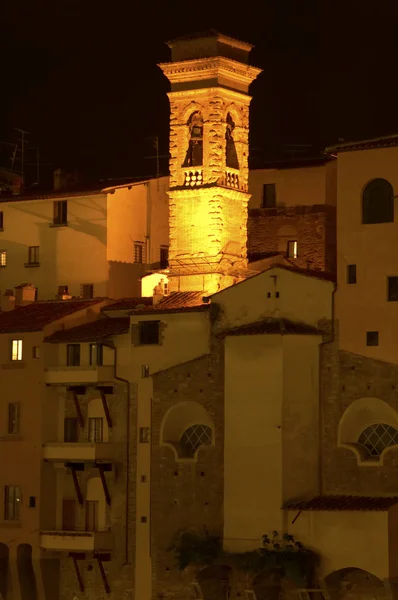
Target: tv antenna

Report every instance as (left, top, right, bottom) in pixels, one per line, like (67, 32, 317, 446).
(144, 136, 169, 178)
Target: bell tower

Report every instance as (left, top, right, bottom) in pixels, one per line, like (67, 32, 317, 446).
(159, 30, 262, 295)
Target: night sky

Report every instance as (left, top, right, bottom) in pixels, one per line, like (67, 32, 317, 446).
(1, 0, 398, 185)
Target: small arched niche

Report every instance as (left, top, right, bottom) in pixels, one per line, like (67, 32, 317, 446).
(87, 397, 108, 442)
(338, 397, 398, 465)
(86, 477, 106, 531)
(160, 401, 214, 461)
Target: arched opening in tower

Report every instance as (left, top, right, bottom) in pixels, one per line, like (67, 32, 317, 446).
(225, 113, 239, 170)
(182, 111, 203, 167)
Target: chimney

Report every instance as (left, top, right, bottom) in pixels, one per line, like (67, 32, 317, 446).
(15, 284, 36, 306)
(54, 169, 79, 191)
(55, 285, 72, 301)
(153, 280, 164, 306)
(1, 289, 16, 312)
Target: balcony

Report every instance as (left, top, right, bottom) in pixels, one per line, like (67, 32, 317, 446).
(44, 365, 114, 386)
(40, 530, 113, 552)
(43, 442, 115, 462)
(222, 168, 242, 190)
(183, 169, 203, 187)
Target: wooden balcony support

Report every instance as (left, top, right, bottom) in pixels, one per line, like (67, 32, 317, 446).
(95, 553, 111, 594)
(69, 552, 85, 592)
(96, 462, 112, 506)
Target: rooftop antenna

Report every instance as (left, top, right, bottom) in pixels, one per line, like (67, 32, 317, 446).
(144, 136, 169, 178)
(11, 128, 30, 177)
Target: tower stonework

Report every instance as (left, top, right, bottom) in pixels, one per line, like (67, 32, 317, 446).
(159, 31, 262, 295)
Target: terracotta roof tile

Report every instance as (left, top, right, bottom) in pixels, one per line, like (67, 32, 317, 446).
(0, 300, 103, 333)
(44, 317, 130, 343)
(325, 134, 398, 154)
(130, 291, 208, 315)
(284, 495, 398, 511)
(218, 318, 321, 338)
(0, 188, 106, 202)
(103, 297, 153, 311)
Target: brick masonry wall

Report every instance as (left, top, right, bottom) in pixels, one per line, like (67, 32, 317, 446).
(248, 205, 336, 276)
(321, 325, 398, 495)
(57, 383, 137, 600)
(151, 341, 225, 600)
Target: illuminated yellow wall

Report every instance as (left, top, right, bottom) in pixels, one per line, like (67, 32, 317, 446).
(334, 146, 398, 364)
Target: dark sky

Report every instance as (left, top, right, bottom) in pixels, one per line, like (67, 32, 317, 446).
(1, 0, 398, 183)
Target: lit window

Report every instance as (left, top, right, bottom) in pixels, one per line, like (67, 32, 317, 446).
(0, 251, 7, 267)
(11, 340, 23, 361)
(358, 423, 398, 458)
(4, 485, 22, 520)
(8, 403, 20, 434)
(287, 240, 298, 259)
(88, 417, 103, 443)
(28, 246, 39, 265)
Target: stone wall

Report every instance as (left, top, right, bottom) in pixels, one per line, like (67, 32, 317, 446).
(57, 383, 137, 600)
(248, 204, 336, 275)
(151, 342, 225, 600)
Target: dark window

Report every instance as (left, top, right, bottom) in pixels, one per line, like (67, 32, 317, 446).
(89, 343, 103, 366)
(225, 113, 239, 170)
(0, 211, 3, 230)
(362, 178, 394, 224)
(58, 285, 68, 296)
(67, 344, 80, 366)
(388, 276, 398, 301)
(160, 246, 169, 269)
(262, 183, 276, 208)
(8, 403, 20, 434)
(141, 365, 150, 378)
(29, 496, 36, 508)
(286, 240, 298, 259)
(347, 264, 357, 284)
(32, 346, 40, 358)
(64, 417, 79, 442)
(4, 486, 21, 520)
(134, 243, 144, 264)
(358, 423, 398, 458)
(88, 418, 103, 442)
(53, 200, 68, 225)
(182, 111, 203, 168)
(28, 246, 39, 265)
(180, 424, 212, 458)
(138, 321, 160, 345)
(366, 331, 379, 346)
(81, 284, 94, 299)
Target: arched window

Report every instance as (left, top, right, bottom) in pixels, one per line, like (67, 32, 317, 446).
(182, 111, 203, 167)
(225, 113, 239, 169)
(362, 178, 394, 224)
(358, 423, 398, 458)
(180, 424, 212, 458)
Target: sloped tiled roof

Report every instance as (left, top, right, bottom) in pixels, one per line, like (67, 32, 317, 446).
(325, 134, 398, 155)
(284, 495, 398, 511)
(0, 300, 103, 333)
(44, 317, 130, 343)
(130, 291, 208, 315)
(103, 297, 153, 312)
(218, 318, 321, 338)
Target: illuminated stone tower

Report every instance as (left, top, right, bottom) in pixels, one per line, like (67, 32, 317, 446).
(159, 30, 262, 295)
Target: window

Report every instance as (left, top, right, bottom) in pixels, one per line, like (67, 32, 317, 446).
(58, 285, 68, 296)
(32, 346, 40, 359)
(53, 200, 68, 226)
(67, 344, 80, 366)
(11, 340, 23, 361)
(362, 178, 394, 224)
(85, 500, 99, 531)
(286, 240, 298, 259)
(27, 246, 39, 265)
(142, 365, 150, 378)
(138, 321, 160, 345)
(180, 424, 212, 458)
(139, 427, 150, 443)
(160, 246, 169, 269)
(81, 284, 94, 299)
(64, 418, 79, 442)
(134, 242, 144, 264)
(4, 486, 21, 520)
(347, 264, 357, 284)
(388, 276, 398, 301)
(89, 343, 103, 366)
(366, 331, 379, 346)
(8, 403, 20, 434)
(0, 211, 3, 230)
(88, 417, 103, 443)
(358, 423, 398, 458)
(29, 496, 36, 508)
(0, 251, 7, 267)
(262, 183, 276, 208)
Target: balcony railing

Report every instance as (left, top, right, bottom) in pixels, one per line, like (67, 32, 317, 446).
(44, 365, 114, 386)
(43, 442, 115, 462)
(183, 169, 203, 187)
(40, 530, 113, 552)
(222, 169, 240, 190)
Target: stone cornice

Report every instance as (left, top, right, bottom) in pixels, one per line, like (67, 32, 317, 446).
(158, 56, 262, 88)
(167, 86, 252, 104)
(168, 185, 251, 200)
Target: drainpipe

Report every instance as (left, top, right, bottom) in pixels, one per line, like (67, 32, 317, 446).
(102, 340, 131, 565)
(318, 282, 337, 495)
(145, 182, 152, 271)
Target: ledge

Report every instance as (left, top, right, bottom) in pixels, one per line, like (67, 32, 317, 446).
(2, 362, 26, 369)
(24, 262, 40, 268)
(0, 521, 22, 528)
(49, 222, 68, 228)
